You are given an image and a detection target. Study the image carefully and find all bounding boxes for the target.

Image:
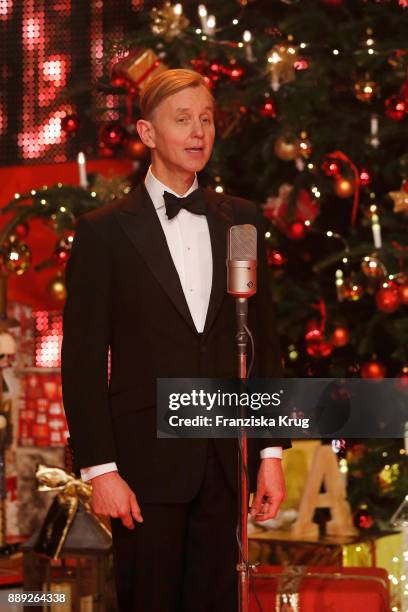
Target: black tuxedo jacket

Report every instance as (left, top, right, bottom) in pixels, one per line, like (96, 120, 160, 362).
(61, 182, 291, 503)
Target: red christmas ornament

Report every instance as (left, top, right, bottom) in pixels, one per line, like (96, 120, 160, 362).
(321, 159, 341, 178)
(395, 366, 408, 391)
(375, 285, 400, 313)
(305, 319, 320, 341)
(331, 326, 350, 347)
(342, 279, 364, 301)
(397, 282, 408, 305)
(54, 232, 74, 263)
(14, 223, 29, 239)
(334, 177, 355, 198)
(267, 250, 286, 268)
(111, 74, 126, 88)
(259, 100, 277, 118)
(361, 255, 384, 279)
(125, 136, 148, 159)
(359, 168, 371, 187)
(361, 360, 386, 379)
(294, 57, 310, 71)
(230, 67, 244, 81)
(99, 122, 127, 148)
(385, 95, 406, 121)
(287, 221, 306, 240)
(306, 337, 333, 358)
(353, 507, 374, 530)
(305, 320, 333, 358)
(321, 0, 343, 5)
(61, 113, 79, 134)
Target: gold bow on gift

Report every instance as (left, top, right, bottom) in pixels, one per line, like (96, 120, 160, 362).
(33, 464, 111, 560)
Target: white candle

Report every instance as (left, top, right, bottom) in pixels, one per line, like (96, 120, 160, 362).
(243, 30, 255, 62)
(295, 157, 305, 172)
(371, 213, 382, 248)
(198, 5, 210, 34)
(370, 113, 379, 148)
(206, 14, 216, 35)
(335, 269, 344, 302)
(77, 152, 88, 188)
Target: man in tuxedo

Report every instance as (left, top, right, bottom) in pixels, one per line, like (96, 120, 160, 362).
(61, 68, 291, 612)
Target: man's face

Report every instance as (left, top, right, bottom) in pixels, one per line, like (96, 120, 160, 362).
(147, 85, 215, 175)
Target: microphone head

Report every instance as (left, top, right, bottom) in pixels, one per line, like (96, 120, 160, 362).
(227, 224, 257, 297)
(228, 224, 257, 261)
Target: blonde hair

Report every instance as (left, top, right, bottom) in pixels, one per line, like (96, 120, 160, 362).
(139, 68, 214, 120)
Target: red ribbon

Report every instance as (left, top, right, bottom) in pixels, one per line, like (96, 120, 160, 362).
(135, 58, 161, 87)
(312, 299, 327, 333)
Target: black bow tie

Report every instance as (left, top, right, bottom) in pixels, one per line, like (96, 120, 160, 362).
(163, 189, 207, 220)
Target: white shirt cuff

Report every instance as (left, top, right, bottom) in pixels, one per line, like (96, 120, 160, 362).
(80, 462, 118, 481)
(260, 447, 283, 460)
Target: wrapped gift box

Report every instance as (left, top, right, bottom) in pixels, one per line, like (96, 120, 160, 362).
(18, 371, 68, 447)
(249, 528, 403, 609)
(112, 48, 167, 90)
(249, 565, 390, 611)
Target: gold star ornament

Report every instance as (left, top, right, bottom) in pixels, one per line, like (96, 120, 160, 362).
(389, 180, 408, 215)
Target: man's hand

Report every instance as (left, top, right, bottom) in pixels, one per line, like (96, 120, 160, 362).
(250, 458, 286, 522)
(90, 471, 143, 529)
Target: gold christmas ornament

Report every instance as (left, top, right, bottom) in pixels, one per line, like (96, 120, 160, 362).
(354, 75, 378, 103)
(2, 241, 31, 276)
(48, 275, 67, 301)
(389, 181, 408, 215)
(274, 135, 299, 161)
(150, 2, 189, 41)
(334, 177, 355, 198)
(267, 42, 299, 92)
(342, 278, 364, 301)
(360, 254, 386, 278)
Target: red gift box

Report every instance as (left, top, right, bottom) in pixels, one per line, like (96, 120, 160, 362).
(249, 565, 390, 611)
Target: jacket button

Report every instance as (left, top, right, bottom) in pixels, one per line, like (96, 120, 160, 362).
(200, 345, 207, 353)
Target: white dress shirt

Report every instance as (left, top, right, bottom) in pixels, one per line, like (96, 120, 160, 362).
(80, 167, 282, 481)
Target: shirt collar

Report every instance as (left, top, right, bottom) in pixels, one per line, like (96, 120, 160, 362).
(144, 165, 199, 211)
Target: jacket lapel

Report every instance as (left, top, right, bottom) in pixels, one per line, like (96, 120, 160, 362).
(201, 188, 234, 338)
(114, 183, 197, 333)
(114, 182, 234, 336)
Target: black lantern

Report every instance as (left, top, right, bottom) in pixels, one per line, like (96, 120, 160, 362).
(21, 465, 117, 611)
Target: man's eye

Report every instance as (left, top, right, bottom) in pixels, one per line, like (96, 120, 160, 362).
(177, 117, 188, 123)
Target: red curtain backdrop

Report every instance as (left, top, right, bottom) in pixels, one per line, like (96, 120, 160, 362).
(0, 160, 133, 310)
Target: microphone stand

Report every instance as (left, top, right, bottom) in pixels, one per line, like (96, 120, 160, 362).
(235, 297, 250, 612)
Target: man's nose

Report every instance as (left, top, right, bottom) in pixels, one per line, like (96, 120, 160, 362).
(190, 118, 204, 137)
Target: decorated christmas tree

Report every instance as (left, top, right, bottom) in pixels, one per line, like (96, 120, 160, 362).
(96, 0, 408, 528)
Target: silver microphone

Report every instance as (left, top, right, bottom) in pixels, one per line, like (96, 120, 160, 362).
(227, 224, 257, 298)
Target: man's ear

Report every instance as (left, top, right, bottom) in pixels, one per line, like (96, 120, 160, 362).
(136, 119, 156, 149)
